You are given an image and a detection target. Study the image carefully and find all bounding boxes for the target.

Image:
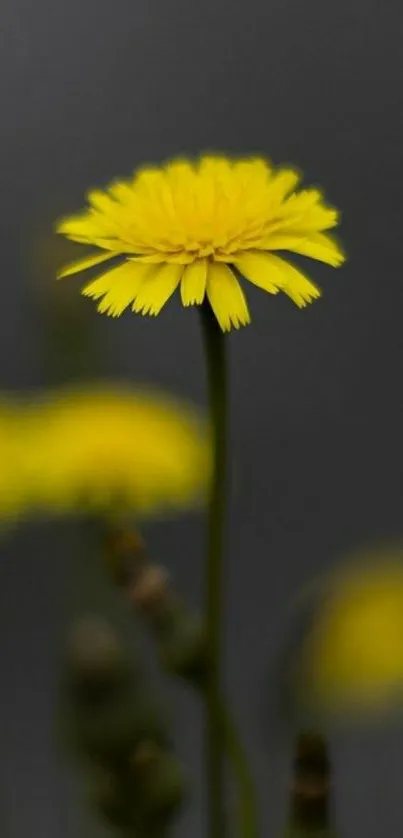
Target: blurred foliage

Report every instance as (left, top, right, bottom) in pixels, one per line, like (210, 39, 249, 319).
(61, 616, 187, 836)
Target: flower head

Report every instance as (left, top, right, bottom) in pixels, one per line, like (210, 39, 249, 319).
(56, 155, 345, 332)
(288, 553, 403, 722)
(25, 385, 211, 517)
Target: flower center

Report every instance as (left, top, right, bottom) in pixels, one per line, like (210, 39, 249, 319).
(184, 242, 215, 258)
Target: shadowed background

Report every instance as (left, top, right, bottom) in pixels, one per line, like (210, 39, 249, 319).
(0, 0, 403, 836)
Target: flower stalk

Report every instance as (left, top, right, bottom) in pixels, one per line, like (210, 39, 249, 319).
(199, 300, 229, 838)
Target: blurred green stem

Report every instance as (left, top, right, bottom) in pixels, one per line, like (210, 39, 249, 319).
(200, 301, 228, 838)
(200, 303, 259, 838)
(221, 703, 260, 838)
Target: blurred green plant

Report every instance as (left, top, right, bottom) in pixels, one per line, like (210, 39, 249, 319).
(96, 518, 259, 838)
(62, 616, 187, 837)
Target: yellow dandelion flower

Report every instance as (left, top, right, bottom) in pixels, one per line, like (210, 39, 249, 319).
(25, 385, 211, 517)
(293, 555, 403, 718)
(55, 155, 345, 332)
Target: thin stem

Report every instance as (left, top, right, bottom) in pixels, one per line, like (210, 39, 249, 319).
(199, 301, 228, 838)
(220, 703, 260, 838)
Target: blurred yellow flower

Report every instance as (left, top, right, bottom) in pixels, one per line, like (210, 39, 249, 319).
(293, 555, 403, 718)
(56, 155, 345, 332)
(26, 385, 211, 517)
(0, 401, 29, 523)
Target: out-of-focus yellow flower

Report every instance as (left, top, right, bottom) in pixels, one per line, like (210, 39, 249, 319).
(55, 155, 345, 332)
(25, 385, 211, 517)
(0, 401, 30, 524)
(292, 554, 403, 719)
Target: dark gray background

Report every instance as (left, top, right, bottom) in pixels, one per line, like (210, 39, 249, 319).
(1, 0, 403, 835)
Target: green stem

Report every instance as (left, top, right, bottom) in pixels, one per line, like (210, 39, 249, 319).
(199, 301, 228, 838)
(220, 704, 260, 838)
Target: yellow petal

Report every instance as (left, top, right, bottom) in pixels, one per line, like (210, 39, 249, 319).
(256, 232, 345, 267)
(86, 189, 118, 214)
(82, 261, 152, 317)
(180, 259, 207, 306)
(238, 251, 321, 306)
(234, 252, 282, 294)
(130, 253, 167, 264)
(132, 263, 184, 316)
(90, 237, 135, 253)
(132, 252, 193, 265)
(264, 254, 321, 307)
(108, 180, 136, 204)
(57, 251, 118, 279)
(206, 263, 251, 332)
(284, 232, 345, 267)
(273, 189, 339, 234)
(267, 168, 301, 202)
(233, 158, 272, 188)
(56, 214, 103, 243)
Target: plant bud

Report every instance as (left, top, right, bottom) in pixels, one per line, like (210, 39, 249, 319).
(72, 688, 168, 766)
(105, 528, 146, 587)
(66, 617, 132, 699)
(156, 603, 207, 685)
(131, 740, 162, 773)
(134, 751, 187, 824)
(130, 565, 170, 614)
